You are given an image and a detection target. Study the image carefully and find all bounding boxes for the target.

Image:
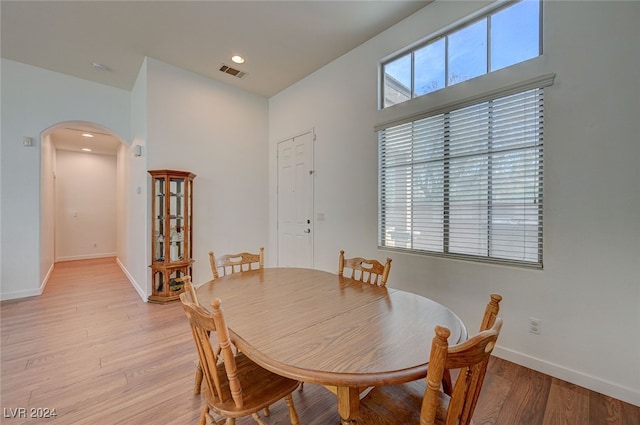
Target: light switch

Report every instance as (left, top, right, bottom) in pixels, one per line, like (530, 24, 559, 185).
(23, 137, 33, 147)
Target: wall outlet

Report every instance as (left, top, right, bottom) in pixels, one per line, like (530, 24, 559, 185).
(93, 242, 97, 248)
(528, 317, 541, 335)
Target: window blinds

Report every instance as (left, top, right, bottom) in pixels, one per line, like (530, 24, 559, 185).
(378, 87, 545, 267)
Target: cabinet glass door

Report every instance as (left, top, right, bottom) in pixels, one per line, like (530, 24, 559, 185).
(186, 177, 193, 261)
(169, 178, 185, 261)
(154, 177, 166, 262)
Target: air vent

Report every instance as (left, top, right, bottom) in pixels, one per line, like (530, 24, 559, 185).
(219, 64, 247, 79)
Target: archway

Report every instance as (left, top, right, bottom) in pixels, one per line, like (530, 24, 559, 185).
(40, 121, 127, 285)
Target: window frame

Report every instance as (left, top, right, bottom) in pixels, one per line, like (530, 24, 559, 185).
(380, 0, 543, 109)
(377, 75, 554, 269)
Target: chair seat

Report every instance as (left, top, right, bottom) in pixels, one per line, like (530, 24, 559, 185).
(205, 352, 300, 418)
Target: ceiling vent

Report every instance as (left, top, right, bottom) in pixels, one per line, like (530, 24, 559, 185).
(219, 64, 246, 79)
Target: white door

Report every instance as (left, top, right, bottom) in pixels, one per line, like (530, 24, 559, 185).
(277, 131, 314, 267)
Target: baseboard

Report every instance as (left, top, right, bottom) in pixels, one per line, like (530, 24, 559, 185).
(0, 262, 54, 301)
(56, 253, 117, 262)
(493, 346, 640, 407)
(0, 286, 42, 301)
(116, 258, 148, 302)
(40, 261, 55, 293)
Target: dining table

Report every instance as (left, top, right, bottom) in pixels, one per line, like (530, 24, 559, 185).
(195, 267, 467, 424)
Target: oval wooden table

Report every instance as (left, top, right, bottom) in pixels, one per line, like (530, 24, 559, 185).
(195, 268, 466, 424)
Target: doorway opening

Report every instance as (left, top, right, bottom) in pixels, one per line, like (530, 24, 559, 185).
(40, 121, 125, 286)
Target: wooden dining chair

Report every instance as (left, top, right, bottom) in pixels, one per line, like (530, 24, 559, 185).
(479, 293, 502, 332)
(442, 293, 502, 396)
(359, 316, 503, 425)
(180, 277, 209, 395)
(180, 288, 300, 425)
(338, 249, 392, 286)
(418, 317, 503, 425)
(209, 247, 264, 279)
(182, 276, 228, 396)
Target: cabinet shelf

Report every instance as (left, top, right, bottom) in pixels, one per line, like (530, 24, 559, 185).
(148, 169, 196, 304)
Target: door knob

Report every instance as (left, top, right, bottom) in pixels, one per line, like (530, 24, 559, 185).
(304, 228, 311, 233)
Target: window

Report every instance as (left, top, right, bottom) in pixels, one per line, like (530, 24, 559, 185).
(378, 86, 547, 267)
(382, 0, 541, 108)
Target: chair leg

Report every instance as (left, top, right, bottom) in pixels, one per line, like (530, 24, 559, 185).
(263, 406, 270, 416)
(285, 393, 300, 425)
(250, 413, 266, 425)
(194, 363, 203, 394)
(198, 405, 209, 425)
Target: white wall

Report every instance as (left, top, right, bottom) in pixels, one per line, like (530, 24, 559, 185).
(54, 150, 117, 261)
(118, 58, 150, 299)
(0, 59, 130, 299)
(142, 58, 270, 288)
(40, 134, 56, 284)
(269, 0, 640, 405)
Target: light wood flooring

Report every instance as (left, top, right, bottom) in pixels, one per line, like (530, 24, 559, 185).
(1, 257, 638, 424)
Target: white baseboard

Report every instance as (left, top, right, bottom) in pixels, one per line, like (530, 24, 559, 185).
(116, 258, 148, 302)
(41, 261, 55, 293)
(493, 346, 640, 407)
(0, 263, 54, 301)
(0, 287, 43, 301)
(56, 253, 117, 262)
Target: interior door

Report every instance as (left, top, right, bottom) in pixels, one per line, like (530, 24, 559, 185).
(277, 131, 314, 267)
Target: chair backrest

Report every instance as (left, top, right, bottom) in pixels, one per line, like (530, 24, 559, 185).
(209, 247, 264, 279)
(338, 249, 392, 286)
(420, 318, 503, 425)
(442, 293, 502, 396)
(180, 275, 199, 304)
(479, 293, 502, 332)
(180, 283, 245, 408)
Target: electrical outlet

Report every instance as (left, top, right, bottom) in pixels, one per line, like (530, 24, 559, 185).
(93, 242, 97, 248)
(528, 317, 541, 335)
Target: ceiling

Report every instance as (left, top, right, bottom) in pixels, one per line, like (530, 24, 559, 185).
(49, 124, 124, 156)
(2, 1, 429, 97)
(2, 0, 429, 155)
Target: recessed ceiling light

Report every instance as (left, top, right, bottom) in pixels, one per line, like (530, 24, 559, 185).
(82, 148, 92, 152)
(82, 133, 94, 138)
(231, 55, 245, 64)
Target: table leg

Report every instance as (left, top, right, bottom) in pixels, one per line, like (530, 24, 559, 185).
(336, 386, 360, 424)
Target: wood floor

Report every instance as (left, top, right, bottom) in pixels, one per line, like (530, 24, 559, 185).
(1, 257, 638, 424)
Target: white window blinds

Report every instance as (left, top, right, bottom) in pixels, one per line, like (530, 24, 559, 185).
(378, 87, 546, 267)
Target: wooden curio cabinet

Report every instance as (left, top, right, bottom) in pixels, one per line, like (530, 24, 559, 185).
(148, 170, 196, 303)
